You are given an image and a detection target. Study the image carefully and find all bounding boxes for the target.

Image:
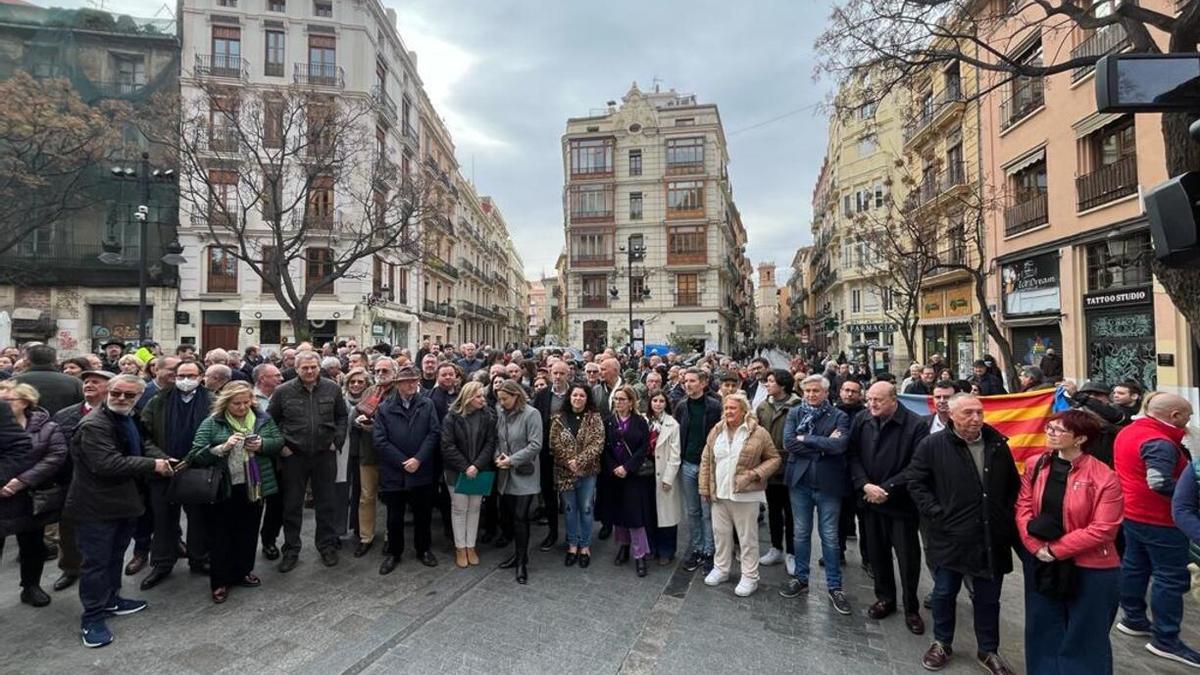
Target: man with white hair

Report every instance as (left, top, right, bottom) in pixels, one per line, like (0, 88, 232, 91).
(456, 343, 485, 375)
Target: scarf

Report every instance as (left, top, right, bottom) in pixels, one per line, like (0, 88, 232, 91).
(116, 411, 142, 457)
(794, 399, 832, 435)
(165, 389, 210, 459)
(224, 410, 262, 501)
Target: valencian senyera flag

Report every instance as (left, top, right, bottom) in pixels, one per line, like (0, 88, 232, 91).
(899, 388, 1071, 472)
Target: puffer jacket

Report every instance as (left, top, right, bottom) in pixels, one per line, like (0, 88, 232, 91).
(698, 414, 781, 498)
(1, 408, 66, 535)
(1016, 451, 1123, 569)
(755, 393, 800, 485)
(185, 413, 284, 500)
(548, 411, 604, 491)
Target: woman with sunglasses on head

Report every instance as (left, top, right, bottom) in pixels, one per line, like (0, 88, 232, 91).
(1015, 409, 1123, 674)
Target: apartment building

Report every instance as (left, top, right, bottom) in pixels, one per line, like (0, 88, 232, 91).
(560, 82, 754, 354)
(975, 0, 1194, 390)
(417, 88, 458, 344)
(785, 245, 815, 352)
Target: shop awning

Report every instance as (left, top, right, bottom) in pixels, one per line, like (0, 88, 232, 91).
(918, 316, 973, 326)
(371, 306, 418, 323)
(1002, 146, 1046, 175)
(1002, 314, 1061, 328)
(239, 304, 355, 322)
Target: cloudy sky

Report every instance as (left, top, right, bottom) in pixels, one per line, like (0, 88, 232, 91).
(58, 0, 834, 281)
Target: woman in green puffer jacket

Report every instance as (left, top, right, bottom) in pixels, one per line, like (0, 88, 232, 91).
(186, 381, 283, 604)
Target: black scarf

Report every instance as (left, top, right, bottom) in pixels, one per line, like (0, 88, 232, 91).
(164, 389, 210, 459)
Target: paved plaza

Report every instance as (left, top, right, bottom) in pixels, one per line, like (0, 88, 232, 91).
(1, 510, 1197, 675)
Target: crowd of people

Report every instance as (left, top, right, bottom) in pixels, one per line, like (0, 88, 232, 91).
(0, 339, 1197, 674)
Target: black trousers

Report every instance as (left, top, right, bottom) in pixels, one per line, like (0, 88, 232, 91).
(279, 450, 339, 554)
(766, 483, 794, 554)
(538, 451, 558, 537)
(58, 517, 81, 576)
(132, 482, 154, 554)
(435, 476, 453, 535)
(0, 529, 47, 587)
(501, 493, 535, 562)
(382, 484, 435, 556)
(204, 485, 264, 590)
(839, 494, 868, 561)
(864, 510, 922, 614)
(260, 492, 283, 546)
(347, 453, 361, 540)
(148, 480, 208, 571)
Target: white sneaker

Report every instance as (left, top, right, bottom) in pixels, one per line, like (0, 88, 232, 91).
(759, 547, 783, 566)
(704, 569, 729, 586)
(734, 577, 758, 597)
(785, 554, 795, 576)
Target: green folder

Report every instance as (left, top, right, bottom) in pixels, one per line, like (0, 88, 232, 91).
(454, 470, 496, 496)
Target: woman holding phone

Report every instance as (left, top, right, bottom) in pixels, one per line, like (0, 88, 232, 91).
(441, 382, 497, 568)
(187, 382, 283, 603)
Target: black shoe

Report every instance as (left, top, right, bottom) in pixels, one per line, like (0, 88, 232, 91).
(539, 533, 557, 552)
(480, 530, 496, 545)
(578, 552, 591, 568)
(615, 545, 630, 565)
(779, 579, 808, 598)
(565, 552, 578, 567)
(418, 551, 438, 567)
(657, 555, 675, 567)
(635, 558, 647, 577)
(498, 554, 518, 569)
(52, 573, 78, 592)
(829, 589, 852, 615)
(379, 555, 398, 575)
(278, 554, 299, 574)
(354, 541, 374, 558)
(20, 585, 51, 607)
(682, 552, 701, 572)
(701, 554, 714, 574)
(188, 561, 210, 575)
(262, 544, 280, 561)
(320, 548, 339, 567)
(42, 543, 59, 561)
(516, 562, 528, 584)
(139, 568, 170, 591)
(493, 536, 510, 549)
(598, 524, 613, 540)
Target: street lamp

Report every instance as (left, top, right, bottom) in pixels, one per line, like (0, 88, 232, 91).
(101, 152, 186, 346)
(615, 234, 649, 354)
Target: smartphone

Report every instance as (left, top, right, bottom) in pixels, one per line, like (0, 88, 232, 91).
(245, 434, 261, 443)
(170, 459, 188, 471)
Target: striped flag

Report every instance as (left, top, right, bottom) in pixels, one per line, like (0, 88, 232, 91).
(898, 389, 1061, 472)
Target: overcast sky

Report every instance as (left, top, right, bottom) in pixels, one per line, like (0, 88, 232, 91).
(58, 0, 833, 282)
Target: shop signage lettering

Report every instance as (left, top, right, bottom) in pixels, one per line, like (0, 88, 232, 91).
(1001, 252, 1060, 316)
(848, 322, 896, 333)
(1084, 286, 1150, 309)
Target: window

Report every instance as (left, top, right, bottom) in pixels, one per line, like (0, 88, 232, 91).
(666, 180, 704, 218)
(857, 134, 877, 156)
(874, 180, 884, 208)
(17, 224, 55, 257)
(314, 0, 332, 17)
(629, 192, 643, 220)
(852, 289, 862, 313)
(265, 30, 285, 77)
(568, 184, 614, 220)
(397, 268, 408, 303)
(263, 99, 284, 148)
(675, 273, 699, 306)
(674, 118, 695, 126)
(305, 247, 333, 294)
(859, 101, 876, 119)
(269, 0, 286, 9)
(208, 96, 239, 152)
(667, 224, 706, 264)
(260, 246, 277, 292)
(217, 0, 237, 6)
(208, 246, 238, 292)
(946, 143, 964, 183)
(1004, 40, 1045, 128)
(211, 26, 241, 75)
(945, 61, 962, 99)
(373, 256, 388, 297)
(261, 174, 282, 221)
(208, 169, 238, 221)
(1079, 118, 1138, 210)
(628, 149, 642, 176)
(666, 137, 704, 174)
(569, 138, 614, 177)
(570, 230, 613, 265)
(1012, 160, 1047, 200)
(112, 55, 145, 94)
(306, 175, 334, 227)
(1086, 232, 1152, 291)
(843, 194, 851, 217)
(260, 320, 281, 343)
(307, 35, 336, 83)
(881, 287, 893, 311)
(630, 275, 646, 302)
(1095, 118, 1136, 166)
(581, 275, 608, 307)
(306, 101, 334, 155)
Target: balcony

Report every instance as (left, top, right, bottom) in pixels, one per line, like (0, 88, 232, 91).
(667, 250, 707, 266)
(425, 254, 460, 280)
(570, 253, 615, 268)
(90, 80, 147, 100)
(459, 257, 485, 280)
(293, 209, 342, 230)
(675, 292, 701, 307)
(195, 53, 249, 81)
(294, 62, 344, 89)
(423, 299, 457, 318)
(666, 160, 705, 176)
(580, 295, 608, 309)
(1004, 192, 1049, 236)
(999, 81, 1044, 131)
(371, 86, 398, 123)
(914, 161, 968, 207)
(903, 85, 965, 147)
(205, 127, 241, 154)
(568, 184, 615, 224)
(1076, 153, 1138, 211)
(402, 122, 419, 147)
(1071, 26, 1129, 82)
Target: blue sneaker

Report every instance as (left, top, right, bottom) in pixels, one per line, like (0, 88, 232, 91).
(104, 597, 148, 616)
(81, 622, 113, 648)
(1147, 641, 1200, 669)
(1116, 619, 1153, 637)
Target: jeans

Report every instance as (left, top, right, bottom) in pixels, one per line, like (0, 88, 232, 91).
(1119, 519, 1191, 647)
(1022, 551, 1119, 674)
(931, 566, 1003, 653)
(75, 518, 136, 627)
(679, 461, 713, 557)
(561, 475, 597, 548)
(789, 484, 842, 589)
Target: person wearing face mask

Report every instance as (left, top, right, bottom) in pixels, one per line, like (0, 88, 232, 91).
(136, 360, 213, 590)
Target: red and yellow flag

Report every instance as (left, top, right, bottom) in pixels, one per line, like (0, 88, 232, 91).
(899, 389, 1058, 472)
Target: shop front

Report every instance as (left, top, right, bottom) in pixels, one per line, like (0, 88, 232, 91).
(845, 322, 895, 374)
(1000, 252, 1062, 368)
(919, 281, 977, 379)
(1081, 230, 1157, 389)
(91, 304, 153, 352)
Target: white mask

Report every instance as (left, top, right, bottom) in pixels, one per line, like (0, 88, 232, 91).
(176, 377, 200, 393)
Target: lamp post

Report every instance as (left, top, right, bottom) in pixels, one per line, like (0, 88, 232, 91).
(612, 234, 648, 355)
(102, 152, 185, 347)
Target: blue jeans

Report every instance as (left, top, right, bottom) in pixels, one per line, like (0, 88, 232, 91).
(931, 566, 1003, 653)
(561, 474, 597, 548)
(76, 518, 137, 627)
(1120, 519, 1191, 647)
(789, 484, 842, 589)
(679, 461, 713, 557)
(1022, 550, 1119, 675)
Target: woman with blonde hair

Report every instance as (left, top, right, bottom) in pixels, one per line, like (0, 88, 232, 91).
(118, 354, 143, 378)
(186, 381, 284, 603)
(342, 367, 371, 547)
(441, 381, 497, 567)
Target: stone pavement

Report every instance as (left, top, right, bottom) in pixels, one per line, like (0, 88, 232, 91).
(1, 509, 1198, 675)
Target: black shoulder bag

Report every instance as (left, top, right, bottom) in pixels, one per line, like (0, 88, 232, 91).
(166, 463, 225, 505)
(1025, 454, 1078, 601)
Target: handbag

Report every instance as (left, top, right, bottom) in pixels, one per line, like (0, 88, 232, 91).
(500, 419, 535, 475)
(636, 424, 660, 478)
(30, 484, 66, 517)
(166, 464, 224, 505)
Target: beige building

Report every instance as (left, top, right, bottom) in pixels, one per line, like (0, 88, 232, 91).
(754, 262, 779, 340)
(416, 89, 459, 345)
(560, 83, 753, 354)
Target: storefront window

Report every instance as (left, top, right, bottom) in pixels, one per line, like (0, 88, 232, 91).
(91, 305, 152, 351)
(1087, 308, 1156, 390)
(1011, 325, 1060, 368)
(1086, 232, 1152, 291)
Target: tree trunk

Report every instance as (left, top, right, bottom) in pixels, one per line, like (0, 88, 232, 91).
(972, 271, 1020, 388)
(1157, 111, 1200, 351)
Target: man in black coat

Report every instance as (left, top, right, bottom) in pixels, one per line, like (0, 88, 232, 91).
(903, 366, 937, 396)
(13, 344, 83, 416)
(674, 367, 722, 572)
(905, 394, 1020, 674)
(99, 340, 124, 374)
(531, 360, 572, 551)
(848, 382, 930, 634)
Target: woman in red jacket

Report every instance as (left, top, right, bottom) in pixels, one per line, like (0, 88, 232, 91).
(1016, 409, 1123, 675)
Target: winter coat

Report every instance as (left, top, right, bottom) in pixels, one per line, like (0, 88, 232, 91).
(651, 414, 682, 527)
(1016, 452, 1122, 569)
(495, 404, 542, 496)
(673, 394, 723, 465)
(63, 405, 165, 522)
(847, 404, 930, 519)
(548, 410, 604, 492)
(373, 394, 442, 491)
(0, 408, 63, 536)
(598, 413, 655, 529)
(185, 413, 284, 500)
(755, 393, 801, 486)
(12, 366, 83, 416)
(440, 406, 497, 486)
(906, 425, 1021, 579)
(782, 403, 851, 497)
(699, 414, 781, 498)
(267, 376, 348, 456)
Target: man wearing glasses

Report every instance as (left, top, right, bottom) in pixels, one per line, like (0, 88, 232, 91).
(350, 358, 398, 558)
(63, 374, 175, 649)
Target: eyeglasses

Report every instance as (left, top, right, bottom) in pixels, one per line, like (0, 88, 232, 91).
(1045, 424, 1069, 435)
(108, 391, 139, 400)
(373, 369, 393, 375)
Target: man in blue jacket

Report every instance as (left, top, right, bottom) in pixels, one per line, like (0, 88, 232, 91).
(779, 374, 852, 616)
(373, 365, 441, 575)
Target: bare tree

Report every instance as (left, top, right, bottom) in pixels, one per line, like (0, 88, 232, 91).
(142, 81, 430, 341)
(817, 0, 1200, 350)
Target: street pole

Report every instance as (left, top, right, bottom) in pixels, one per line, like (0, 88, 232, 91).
(137, 152, 151, 346)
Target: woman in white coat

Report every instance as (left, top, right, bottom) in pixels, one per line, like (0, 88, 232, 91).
(647, 389, 682, 565)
